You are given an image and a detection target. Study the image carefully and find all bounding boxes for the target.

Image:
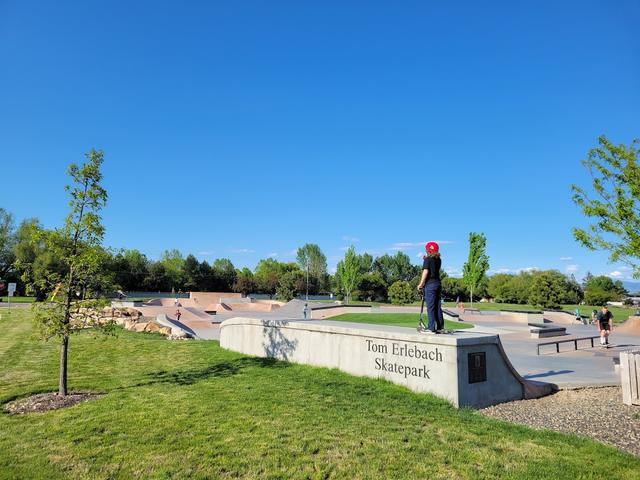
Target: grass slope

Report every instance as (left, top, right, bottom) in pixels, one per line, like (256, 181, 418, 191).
(0, 310, 638, 479)
(329, 313, 473, 330)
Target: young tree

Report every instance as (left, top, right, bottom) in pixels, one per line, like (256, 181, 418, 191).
(159, 249, 184, 292)
(29, 149, 110, 396)
(572, 136, 640, 278)
(336, 246, 360, 304)
(296, 243, 328, 296)
(462, 232, 490, 307)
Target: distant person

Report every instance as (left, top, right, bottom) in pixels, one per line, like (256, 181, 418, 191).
(175, 309, 182, 322)
(417, 242, 444, 334)
(590, 309, 598, 325)
(595, 305, 613, 347)
(303, 303, 310, 319)
(574, 308, 581, 324)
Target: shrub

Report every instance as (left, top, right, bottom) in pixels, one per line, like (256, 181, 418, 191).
(388, 281, 414, 305)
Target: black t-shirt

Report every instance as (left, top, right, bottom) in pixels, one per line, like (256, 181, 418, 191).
(596, 311, 613, 324)
(422, 256, 441, 282)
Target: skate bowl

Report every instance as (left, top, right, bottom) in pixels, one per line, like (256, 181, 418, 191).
(209, 300, 283, 314)
(189, 291, 243, 305)
(220, 318, 556, 408)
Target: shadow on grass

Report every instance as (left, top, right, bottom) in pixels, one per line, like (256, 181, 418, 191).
(128, 356, 290, 388)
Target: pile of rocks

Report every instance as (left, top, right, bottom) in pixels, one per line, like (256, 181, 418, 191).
(70, 307, 172, 336)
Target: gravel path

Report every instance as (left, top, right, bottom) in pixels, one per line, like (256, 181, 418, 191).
(481, 387, 640, 457)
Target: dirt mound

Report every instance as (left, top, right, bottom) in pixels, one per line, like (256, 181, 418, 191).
(4, 391, 104, 415)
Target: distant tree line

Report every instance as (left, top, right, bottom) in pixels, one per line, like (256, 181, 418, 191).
(0, 208, 630, 307)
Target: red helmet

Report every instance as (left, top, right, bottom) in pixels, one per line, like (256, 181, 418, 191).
(425, 241, 439, 253)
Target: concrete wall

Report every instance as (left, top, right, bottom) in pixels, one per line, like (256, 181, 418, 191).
(220, 318, 552, 408)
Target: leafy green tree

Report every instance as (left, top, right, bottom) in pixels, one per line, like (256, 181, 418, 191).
(182, 254, 202, 291)
(442, 276, 467, 302)
(233, 267, 255, 296)
(336, 246, 360, 304)
(0, 208, 15, 278)
(388, 280, 414, 305)
(487, 273, 516, 303)
(145, 262, 170, 291)
(356, 271, 387, 302)
(159, 249, 184, 292)
(112, 249, 149, 291)
(462, 232, 490, 306)
(211, 258, 236, 291)
(373, 252, 419, 286)
(296, 243, 328, 295)
(528, 271, 564, 309)
(12, 219, 61, 300)
(27, 149, 111, 396)
(276, 269, 305, 301)
(583, 274, 626, 305)
(572, 136, 640, 278)
(357, 252, 374, 274)
(255, 258, 285, 298)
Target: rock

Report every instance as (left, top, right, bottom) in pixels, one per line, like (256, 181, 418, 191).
(132, 323, 148, 333)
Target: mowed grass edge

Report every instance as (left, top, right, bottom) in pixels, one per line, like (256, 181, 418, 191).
(0, 309, 638, 479)
(328, 312, 473, 329)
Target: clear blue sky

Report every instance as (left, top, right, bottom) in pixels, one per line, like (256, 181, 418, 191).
(1, 1, 639, 282)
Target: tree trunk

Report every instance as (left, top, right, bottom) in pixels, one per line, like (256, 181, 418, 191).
(470, 286, 474, 308)
(59, 334, 68, 396)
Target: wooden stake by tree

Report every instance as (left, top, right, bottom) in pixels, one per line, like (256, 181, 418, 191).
(31, 150, 110, 396)
(462, 232, 490, 307)
(571, 135, 640, 278)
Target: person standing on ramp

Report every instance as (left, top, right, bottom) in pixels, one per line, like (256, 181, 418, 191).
(417, 242, 444, 334)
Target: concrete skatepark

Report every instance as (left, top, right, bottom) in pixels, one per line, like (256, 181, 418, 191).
(116, 294, 640, 406)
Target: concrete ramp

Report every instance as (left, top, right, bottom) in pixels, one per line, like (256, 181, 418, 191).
(220, 318, 555, 408)
(617, 316, 640, 335)
(184, 307, 212, 319)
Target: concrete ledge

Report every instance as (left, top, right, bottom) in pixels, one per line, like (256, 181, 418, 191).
(529, 323, 567, 338)
(220, 318, 555, 408)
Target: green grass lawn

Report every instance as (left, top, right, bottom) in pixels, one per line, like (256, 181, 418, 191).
(329, 313, 473, 330)
(1, 310, 639, 479)
(0, 296, 35, 303)
(440, 302, 634, 323)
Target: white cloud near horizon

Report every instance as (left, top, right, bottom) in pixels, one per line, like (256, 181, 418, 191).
(229, 248, 255, 254)
(197, 251, 214, 256)
(493, 266, 540, 274)
(609, 270, 623, 278)
(342, 235, 360, 243)
(565, 264, 579, 274)
(560, 256, 573, 261)
(389, 240, 453, 251)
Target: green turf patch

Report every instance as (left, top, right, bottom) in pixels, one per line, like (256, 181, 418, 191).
(329, 312, 473, 330)
(0, 309, 638, 478)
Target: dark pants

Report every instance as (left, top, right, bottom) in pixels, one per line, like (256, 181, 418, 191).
(424, 281, 444, 331)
